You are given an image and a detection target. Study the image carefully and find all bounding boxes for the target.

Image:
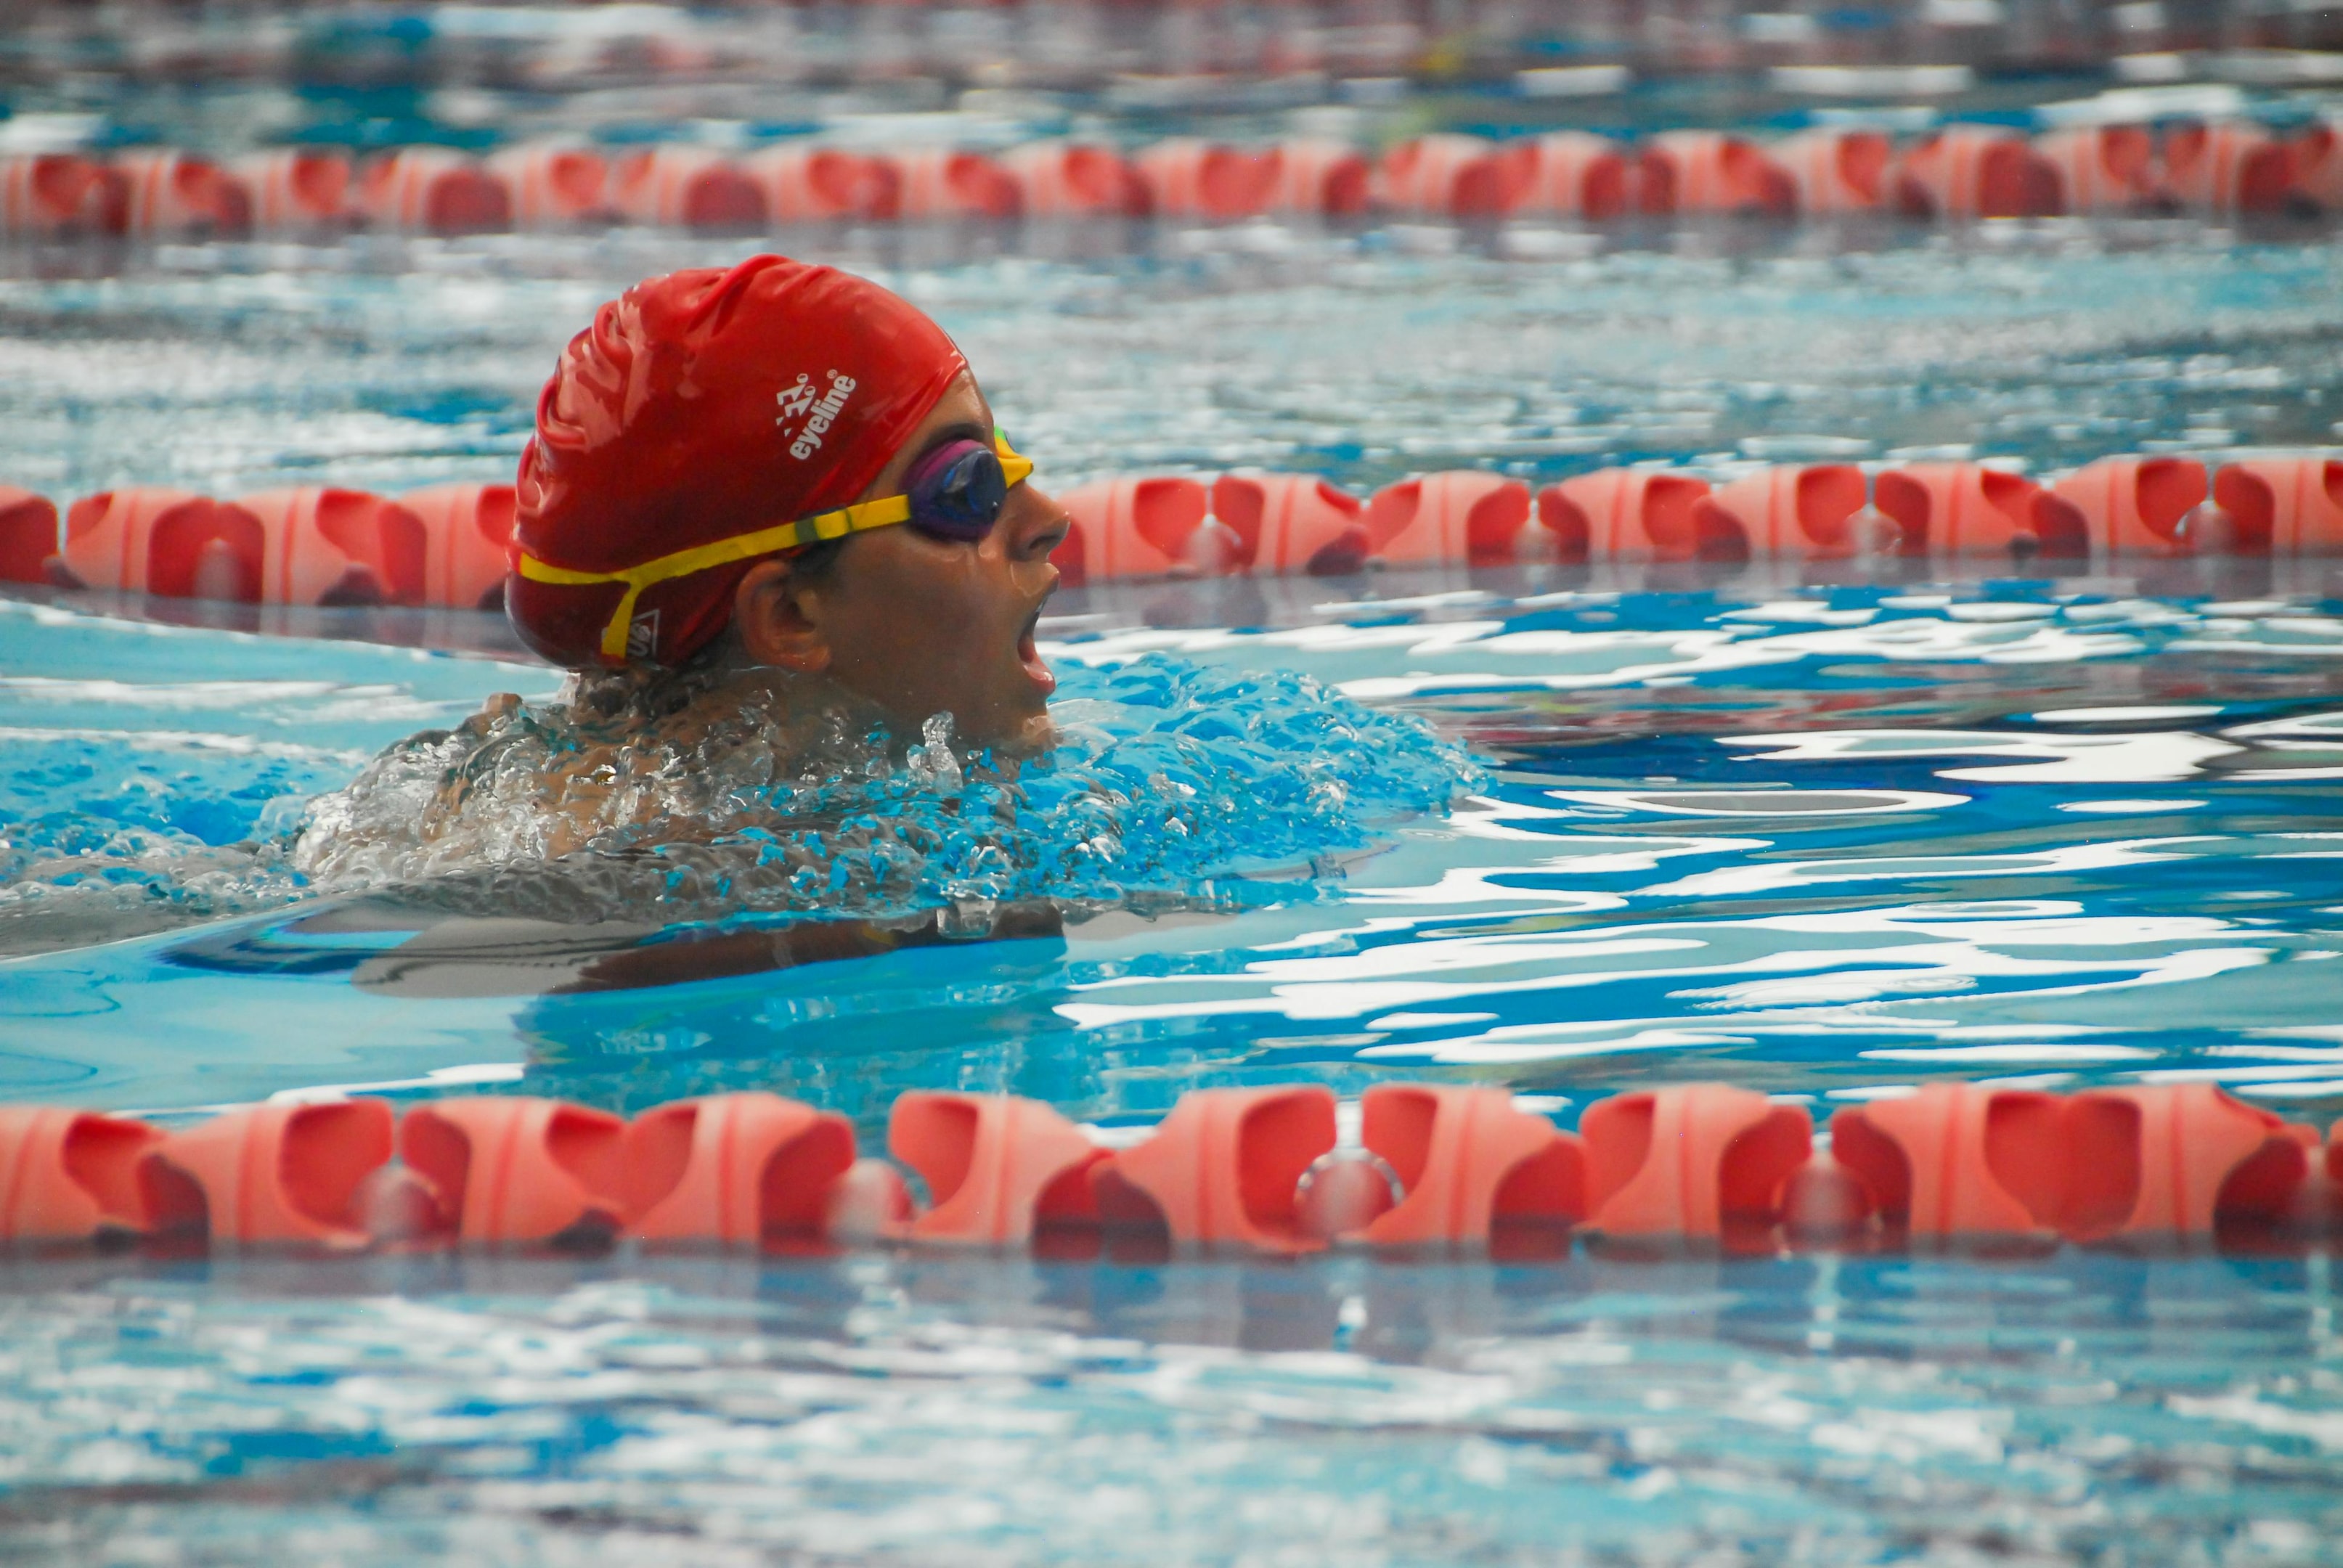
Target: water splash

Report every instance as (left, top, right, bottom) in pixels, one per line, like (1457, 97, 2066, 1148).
(287, 656, 1482, 928)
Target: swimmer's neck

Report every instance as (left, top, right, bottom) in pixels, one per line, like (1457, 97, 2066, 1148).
(566, 657, 1052, 761)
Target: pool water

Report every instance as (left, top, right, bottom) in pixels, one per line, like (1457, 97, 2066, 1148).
(4, 176, 2343, 1560)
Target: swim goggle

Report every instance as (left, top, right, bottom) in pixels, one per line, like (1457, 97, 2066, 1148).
(518, 431, 1035, 661)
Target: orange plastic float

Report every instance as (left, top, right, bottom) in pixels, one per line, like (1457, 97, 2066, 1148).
(1358, 1085, 1586, 1249)
(229, 149, 353, 234)
(233, 487, 422, 606)
(0, 152, 126, 238)
(889, 149, 1022, 221)
(14, 128, 2336, 249)
(2050, 455, 2209, 557)
(1579, 1084, 1812, 1246)
(624, 1093, 857, 1249)
(1132, 139, 1276, 220)
(2294, 121, 2340, 213)
(2162, 121, 2299, 216)
(1092, 1085, 1337, 1254)
(1517, 132, 1630, 221)
(1536, 469, 1715, 561)
(357, 149, 513, 235)
(889, 1092, 1106, 1246)
(0, 1108, 160, 1246)
(1690, 465, 1880, 562)
(139, 1101, 394, 1250)
(1640, 131, 1795, 216)
(484, 144, 610, 229)
(399, 1097, 632, 1248)
(117, 150, 250, 238)
(1003, 142, 1148, 218)
(1769, 128, 1890, 214)
(1262, 139, 1372, 216)
(52, 489, 266, 599)
(1893, 128, 2063, 219)
(0, 487, 57, 584)
(2061, 1085, 2309, 1246)
(1872, 463, 2079, 558)
(2033, 124, 2158, 213)
(396, 483, 516, 609)
(1053, 475, 1218, 583)
(1208, 473, 1369, 576)
(1365, 472, 1531, 566)
(0, 1083, 2328, 1257)
(1374, 134, 1533, 219)
(743, 144, 897, 224)
(1827, 1082, 2064, 1246)
(609, 146, 766, 231)
(2211, 457, 2343, 556)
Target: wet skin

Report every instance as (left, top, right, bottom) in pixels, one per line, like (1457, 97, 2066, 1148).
(732, 371, 1069, 754)
(407, 372, 1064, 863)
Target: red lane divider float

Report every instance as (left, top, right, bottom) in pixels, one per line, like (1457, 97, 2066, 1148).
(1537, 469, 1717, 562)
(1005, 142, 1150, 219)
(398, 1096, 633, 1247)
(1772, 128, 1891, 215)
(1873, 462, 2077, 558)
(17, 482, 517, 608)
(1695, 465, 1882, 563)
(1, 1080, 2331, 1258)
(1581, 1084, 1813, 1248)
(356, 147, 512, 237)
(1209, 473, 1369, 576)
(0, 118, 2331, 248)
(1359, 1084, 1585, 1250)
(1094, 1085, 1336, 1254)
(1826, 1081, 2314, 1247)
(235, 149, 356, 236)
(2035, 124, 2161, 215)
(141, 1101, 394, 1250)
(625, 1093, 856, 1249)
(396, 483, 518, 611)
(4, 452, 2337, 608)
(118, 150, 250, 239)
(611, 144, 767, 232)
(2209, 457, 2343, 557)
(1894, 126, 2063, 220)
(0, 487, 58, 586)
(488, 144, 612, 231)
(0, 1107, 160, 1246)
(1364, 472, 1531, 568)
(0, 152, 126, 240)
(889, 1091, 1105, 1246)
(1520, 131, 1632, 221)
(1266, 139, 1372, 219)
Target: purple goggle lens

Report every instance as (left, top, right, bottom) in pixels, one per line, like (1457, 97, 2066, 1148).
(900, 438, 1012, 542)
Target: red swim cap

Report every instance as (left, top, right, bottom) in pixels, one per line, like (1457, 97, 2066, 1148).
(509, 254, 967, 669)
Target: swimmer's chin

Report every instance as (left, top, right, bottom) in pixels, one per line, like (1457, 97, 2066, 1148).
(993, 709, 1059, 759)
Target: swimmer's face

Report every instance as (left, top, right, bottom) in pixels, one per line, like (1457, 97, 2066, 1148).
(733, 372, 1068, 753)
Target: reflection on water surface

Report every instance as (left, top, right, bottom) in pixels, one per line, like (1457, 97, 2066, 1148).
(1, 220, 2342, 1564)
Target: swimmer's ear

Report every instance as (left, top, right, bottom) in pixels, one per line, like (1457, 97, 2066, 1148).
(733, 558, 831, 674)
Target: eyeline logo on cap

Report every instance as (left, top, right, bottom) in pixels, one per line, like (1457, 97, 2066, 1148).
(775, 369, 858, 461)
(626, 608, 661, 658)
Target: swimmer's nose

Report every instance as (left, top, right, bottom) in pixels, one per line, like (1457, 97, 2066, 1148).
(1002, 483, 1069, 568)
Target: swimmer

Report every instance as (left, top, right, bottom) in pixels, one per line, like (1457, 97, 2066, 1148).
(404, 254, 1069, 857)
(285, 255, 1074, 986)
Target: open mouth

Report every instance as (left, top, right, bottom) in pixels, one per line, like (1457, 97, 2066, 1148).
(1016, 605, 1056, 696)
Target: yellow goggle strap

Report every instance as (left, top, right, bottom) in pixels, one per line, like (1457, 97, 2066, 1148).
(518, 434, 1035, 661)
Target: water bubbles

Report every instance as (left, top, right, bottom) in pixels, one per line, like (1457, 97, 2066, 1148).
(274, 655, 1480, 928)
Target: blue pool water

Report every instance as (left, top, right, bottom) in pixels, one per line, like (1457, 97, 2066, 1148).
(4, 150, 2343, 1562)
